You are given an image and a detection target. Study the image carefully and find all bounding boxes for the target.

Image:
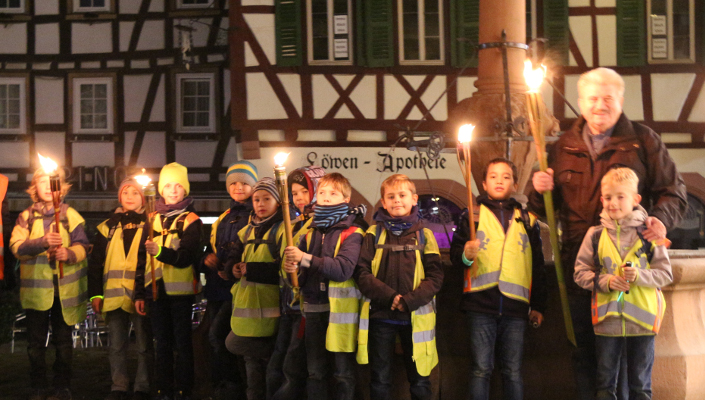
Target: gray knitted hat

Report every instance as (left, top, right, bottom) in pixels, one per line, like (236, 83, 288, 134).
(252, 177, 280, 203)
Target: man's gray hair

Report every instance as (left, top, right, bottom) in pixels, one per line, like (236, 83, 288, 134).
(577, 67, 625, 98)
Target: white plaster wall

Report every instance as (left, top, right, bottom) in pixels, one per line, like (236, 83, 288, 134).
(124, 131, 137, 157)
(244, 14, 276, 66)
(150, 75, 166, 121)
(35, 132, 65, 167)
(669, 149, 705, 173)
(72, 143, 115, 167)
(149, 0, 164, 12)
(120, 0, 142, 13)
(35, 24, 59, 54)
(569, 0, 590, 6)
(120, 21, 135, 52)
(348, 131, 386, 141)
(457, 76, 478, 101)
(72, 22, 112, 54)
(421, 76, 448, 120)
(137, 20, 165, 51)
(173, 19, 211, 48)
(651, 73, 695, 121)
(384, 76, 411, 120)
(279, 74, 302, 117)
(0, 143, 30, 168)
(563, 75, 580, 119)
(258, 130, 286, 141)
(570, 16, 592, 67)
(349, 75, 376, 119)
(595, 0, 615, 6)
(242, 0, 273, 5)
(298, 130, 336, 141)
(123, 75, 154, 122)
(35, 0, 59, 15)
(34, 77, 64, 124)
(222, 137, 240, 167)
(135, 132, 166, 167)
(312, 75, 338, 119)
(687, 86, 705, 122)
(247, 73, 287, 119)
(596, 15, 616, 67)
(622, 75, 644, 121)
(175, 141, 218, 167)
(0, 23, 27, 54)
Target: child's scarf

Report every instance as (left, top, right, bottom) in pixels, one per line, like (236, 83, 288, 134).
(311, 203, 367, 229)
(374, 206, 420, 236)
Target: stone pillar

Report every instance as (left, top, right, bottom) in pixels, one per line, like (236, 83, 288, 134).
(653, 250, 705, 399)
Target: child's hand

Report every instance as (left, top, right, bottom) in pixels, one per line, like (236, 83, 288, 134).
(532, 168, 554, 193)
(232, 262, 246, 279)
(54, 247, 69, 262)
(135, 300, 146, 316)
(391, 294, 406, 312)
(285, 246, 304, 264)
(464, 239, 480, 260)
(609, 275, 630, 292)
(283, 261, 298, 274)
(217, 271, 229, 280)
(145, 240, 159, 256)
(43, 232, 62, 248)
(622, 265, 638, 282)
(529, 310, 544, 327)
(204, 254, 220, 270)
(91, 298, 103, 313)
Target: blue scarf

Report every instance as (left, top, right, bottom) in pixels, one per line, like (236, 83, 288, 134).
(312, 203, 367, 229)
(374, 206, 420, 236)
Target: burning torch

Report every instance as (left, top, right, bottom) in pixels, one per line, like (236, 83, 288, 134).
(38, 154, 64, 279)
(457, 124, 478, 278)
(273, 152, 298, 288)
(135, 171, 158, 300)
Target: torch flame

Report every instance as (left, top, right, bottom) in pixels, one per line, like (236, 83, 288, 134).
(458, 124, 475, 144)
(38, 154, 58, 174)
(274, 152, 290, 166)
(524, 60, 546, 93)
(134, 169, 152, 188)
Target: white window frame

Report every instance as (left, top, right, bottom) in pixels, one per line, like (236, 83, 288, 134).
(306, 0, 353, 65)
(0, 0, 26, 13)
(398, 0, 445, 65)
(72, 0, 112, 12)
(175, 73, 216, 133)
(177, 0, 214, 9)
(72, 77, 115, 134)
(647, 0, 695, 64)
(0, 77, 27, 135)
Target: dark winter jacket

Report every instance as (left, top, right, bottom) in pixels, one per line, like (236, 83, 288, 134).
(450, 195, 548, 318)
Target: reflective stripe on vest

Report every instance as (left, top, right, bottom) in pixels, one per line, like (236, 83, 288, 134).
(464, 205, 534, 304)
(17, 206, 88, 326)
(230, 222, 285, 337)
(98, 220, 143, 313)
(591, 227, 665, 333)
(357, 225, 440, 376)
(145, 211, 201, 296)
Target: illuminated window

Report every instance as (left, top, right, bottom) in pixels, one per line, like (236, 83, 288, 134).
(398, 0, 444, 65)
(306, 0, 352, 64)
(648, 0, 694, 63)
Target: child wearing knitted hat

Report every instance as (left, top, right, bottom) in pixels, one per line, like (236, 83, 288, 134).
(200, 160, 258, 400)
(135, 162, 203, 400)
(10, 166, 90, 400)
(88, 177, 152, 400)
(223, 177, 286, 400)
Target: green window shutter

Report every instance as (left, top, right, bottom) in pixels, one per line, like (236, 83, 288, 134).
(364, 0, 394, 67)
(543, 0, 568, 66)
(450, 0, 479, 68)
(276, 0, 302, 66)
(356, 0, 366, 66)
(616, 0, 645, 66)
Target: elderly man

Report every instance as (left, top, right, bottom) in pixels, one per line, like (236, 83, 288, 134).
(530, 67, 687, 399)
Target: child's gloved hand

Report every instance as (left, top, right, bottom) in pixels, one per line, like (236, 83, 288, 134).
(42, 232, 62, 248)
(285, 246, 304, 264)
(609, 275, 630, 292)
(622, 265, 638, 282)
(464, 239, 480, 260)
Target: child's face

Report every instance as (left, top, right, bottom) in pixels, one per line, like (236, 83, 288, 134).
(601, 182, 641, 221)
(317, 183, 350, 206)
(291, 183, 310, 213)
(35, 176, 54, 203)
(381, 183, 418, 217)
(229, 181, 253, 203)
(482, 162, 517, 201)
(162, 182, 186, 205)
(252, 190, 279, 219)
(120, 185, 143, 212)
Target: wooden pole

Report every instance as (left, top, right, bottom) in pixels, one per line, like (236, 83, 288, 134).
(274, 165, 298, 288)
(50, 175, 64, 279)
(144, 183, 158, 300)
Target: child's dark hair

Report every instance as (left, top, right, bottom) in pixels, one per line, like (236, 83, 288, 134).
(482, 157, 518, 182)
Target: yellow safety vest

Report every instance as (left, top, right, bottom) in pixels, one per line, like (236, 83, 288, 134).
(145, 211, 202, 296)
(591, 227, 665, 334)
(13, 205, 88, 325)
(464, 205, 535, 304)
(230, 221, 285, 337)
(304, 226, 364, 353)
(97, 219, 145, 313)
(357, 225, 439, 376)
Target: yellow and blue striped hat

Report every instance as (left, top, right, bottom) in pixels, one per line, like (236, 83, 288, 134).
(226, 160, 258, 190)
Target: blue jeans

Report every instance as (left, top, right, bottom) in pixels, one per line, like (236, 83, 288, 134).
(595, 335, 654, 400)
(467, 312, 525, 400)
(266, 313, 307, 400)
(305, 311, 356, 400)
(368, 319, 432, 400)
(105, 308, 153, 393)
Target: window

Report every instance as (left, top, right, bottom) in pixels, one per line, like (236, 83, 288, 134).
(176, 73, 216, 133)
(648, 0, 695, 63)
(0, 77, 26, 134)
(73, 0, 112, 12)
(0, 0, 24, 13)
(72, 77, 114, 134)
(398, 0, 444, 65)
(177, 0, 212, 9)
(306, 0, 352, 64)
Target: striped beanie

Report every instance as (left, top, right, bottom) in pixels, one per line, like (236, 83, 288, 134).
(159, 162, 190, 196)
(253, 177, 280, 203)
(226, 160, 258, 190)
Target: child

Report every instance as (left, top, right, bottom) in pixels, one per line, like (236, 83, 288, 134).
(284, 172, 367, 400)
(201, 161, 258, 400)
(88, 178, 152, 400)
(574, 167, 672, 399)
(449, 157, 547, 400)
(135, 162, 203, 400)
(10, 167, 90, 400)
(354, 174, 443, 400)
(224, 177, 286, 400)
(266, 165, 325, 400)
